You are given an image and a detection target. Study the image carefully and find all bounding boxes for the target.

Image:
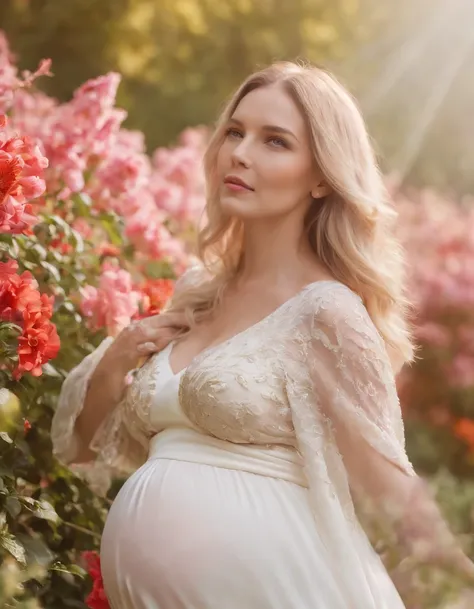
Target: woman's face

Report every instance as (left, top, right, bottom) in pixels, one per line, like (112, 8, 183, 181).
(216, 83, 321, 220)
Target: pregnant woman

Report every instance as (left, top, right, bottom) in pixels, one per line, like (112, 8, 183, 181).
(51, 61, 474, 608)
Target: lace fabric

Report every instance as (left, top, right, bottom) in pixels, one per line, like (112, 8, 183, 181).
(50, 336, 151, 494)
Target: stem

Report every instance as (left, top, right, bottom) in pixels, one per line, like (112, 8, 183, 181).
(61, 521, 101, 541)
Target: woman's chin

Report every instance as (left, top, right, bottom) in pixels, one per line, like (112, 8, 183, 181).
(219, 195, 251, 217)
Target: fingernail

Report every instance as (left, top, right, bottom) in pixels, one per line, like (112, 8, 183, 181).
(138, 342, 156, 353)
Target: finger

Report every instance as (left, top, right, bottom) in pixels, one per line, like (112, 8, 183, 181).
(153, 329, 181, 349)
(147, 311, 188, 329)
(137, 341, 159, 354)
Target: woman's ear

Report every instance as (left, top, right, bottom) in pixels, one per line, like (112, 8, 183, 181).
(311, 183, 332, 199)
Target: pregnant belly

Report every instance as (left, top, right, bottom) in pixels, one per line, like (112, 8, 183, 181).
(99, 458, 347, 609)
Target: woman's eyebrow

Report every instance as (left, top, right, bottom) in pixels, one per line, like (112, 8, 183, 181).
(228, 117, 299, 142)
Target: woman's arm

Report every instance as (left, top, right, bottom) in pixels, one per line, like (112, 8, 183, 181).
(52, 311, 188, 467)
(343, 427, 474, 582)
(303, 285, 474, 581)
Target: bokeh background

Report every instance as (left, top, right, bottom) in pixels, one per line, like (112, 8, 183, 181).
(1, 1, 474, 607)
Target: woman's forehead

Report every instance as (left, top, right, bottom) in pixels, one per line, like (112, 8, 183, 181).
(231, 85, 306, 135)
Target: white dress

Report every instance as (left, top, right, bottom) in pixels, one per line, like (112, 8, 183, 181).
(51, 277, 417, 609)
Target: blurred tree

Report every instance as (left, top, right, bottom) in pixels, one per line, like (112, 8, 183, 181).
(1, 0, 473, 194)
(0, 0, 378, 145)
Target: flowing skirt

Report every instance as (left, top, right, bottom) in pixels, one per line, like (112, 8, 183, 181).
(100, 449, 399, 609)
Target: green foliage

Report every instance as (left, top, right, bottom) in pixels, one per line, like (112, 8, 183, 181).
(0, 200, 121, 607)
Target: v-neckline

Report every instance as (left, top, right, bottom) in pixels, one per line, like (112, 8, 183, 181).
(166, 279, 340, 377)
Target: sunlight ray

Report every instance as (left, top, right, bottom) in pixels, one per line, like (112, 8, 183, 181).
(361, 0, 459, 116)
(395, 1, 474, 180)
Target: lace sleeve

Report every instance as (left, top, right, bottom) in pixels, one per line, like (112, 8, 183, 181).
(305, 287, 416, 491)
(51, 337, 114, 465)
(286, 285, 472, 602)
(51, 337, 147, 495)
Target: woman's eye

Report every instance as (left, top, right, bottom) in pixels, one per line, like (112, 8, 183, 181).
(226, 128, 243, 139)
(267, 136, 287, 148)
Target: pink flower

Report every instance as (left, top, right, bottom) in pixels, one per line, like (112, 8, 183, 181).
(150, 129, 207, 224)
(124, 191, 188, 268)
(0, 33, 51, 113)
(80, 262, 141, 336)
(72, 217, 94, 240)
(414, 322, 451, 348)
(86, 148, 150, 214)
(446, 354, 474, 389)
(12, 72, 127, 199)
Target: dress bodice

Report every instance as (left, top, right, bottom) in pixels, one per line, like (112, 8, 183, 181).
(119, 281, 333, 455)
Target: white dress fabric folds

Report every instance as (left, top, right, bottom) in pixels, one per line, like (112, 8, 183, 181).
(51, 276, 417, 608)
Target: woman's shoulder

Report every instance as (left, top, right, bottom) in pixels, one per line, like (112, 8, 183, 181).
(300, 279, 364, 317)
(293, 278, 379, 337)
(174, 261, 209, 292)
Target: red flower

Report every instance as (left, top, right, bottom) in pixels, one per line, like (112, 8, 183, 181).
(0, 116, 48, 233)
(453, 418, 474, 449)
(24, 419, 31, 433)
(0, 258, 60, 379)
(0, 259, 36, 322)
(82, 551, 110, 609)
(0, 154, 22, 201)
(138, 278, 175, 318)
(16, 313, 60, 378)
(95, 243, 121, 257)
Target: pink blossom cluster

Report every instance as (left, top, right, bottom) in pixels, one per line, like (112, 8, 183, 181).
(11, 72, 128, 199)
(150, 127, 208, 224)
(80, 261, 142, 337)
(395, 185, 474, 390)
(0, 32, 52, 114)
(3, 28, 206, 270)
(0, 30, 208, 337)
(79, 261, 175, 336)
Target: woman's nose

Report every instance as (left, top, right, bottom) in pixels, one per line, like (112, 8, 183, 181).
(231, 139, 251, 167)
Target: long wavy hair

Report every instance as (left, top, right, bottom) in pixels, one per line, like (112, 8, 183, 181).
(166, 61, 415, 371)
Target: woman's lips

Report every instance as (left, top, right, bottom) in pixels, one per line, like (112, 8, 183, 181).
(224, 182, 253, 193)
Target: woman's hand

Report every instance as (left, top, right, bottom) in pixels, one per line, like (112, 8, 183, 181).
(74, 311, 189, 460)
(94, 311, 189, 398)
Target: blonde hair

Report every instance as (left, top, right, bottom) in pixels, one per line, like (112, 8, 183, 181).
(168, 61, 415, 371)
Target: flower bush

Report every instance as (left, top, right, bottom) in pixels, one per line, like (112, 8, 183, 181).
(1, 30, 474, 608)
(393, 183, 474, 478)
(0, 31, 206, 607)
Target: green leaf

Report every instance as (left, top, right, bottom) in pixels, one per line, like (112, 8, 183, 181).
(16, 533, 55, 567)
(72, 192, 92, 211)
(6, 496, 22, 518)
(1, 531, 27, 565)
(49, 215, 72, 235)
(51, 562, 86, 578)
(101, 216, 123, 246)
(41, 363, 61, 377)
(0, 463, 14, 478)
(70, 230, 85, 254)
(0, 431, 13, 444)
(41, 261, 62, 282)
(33, 500, 59, 523)
(31, 243, 48, 260)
